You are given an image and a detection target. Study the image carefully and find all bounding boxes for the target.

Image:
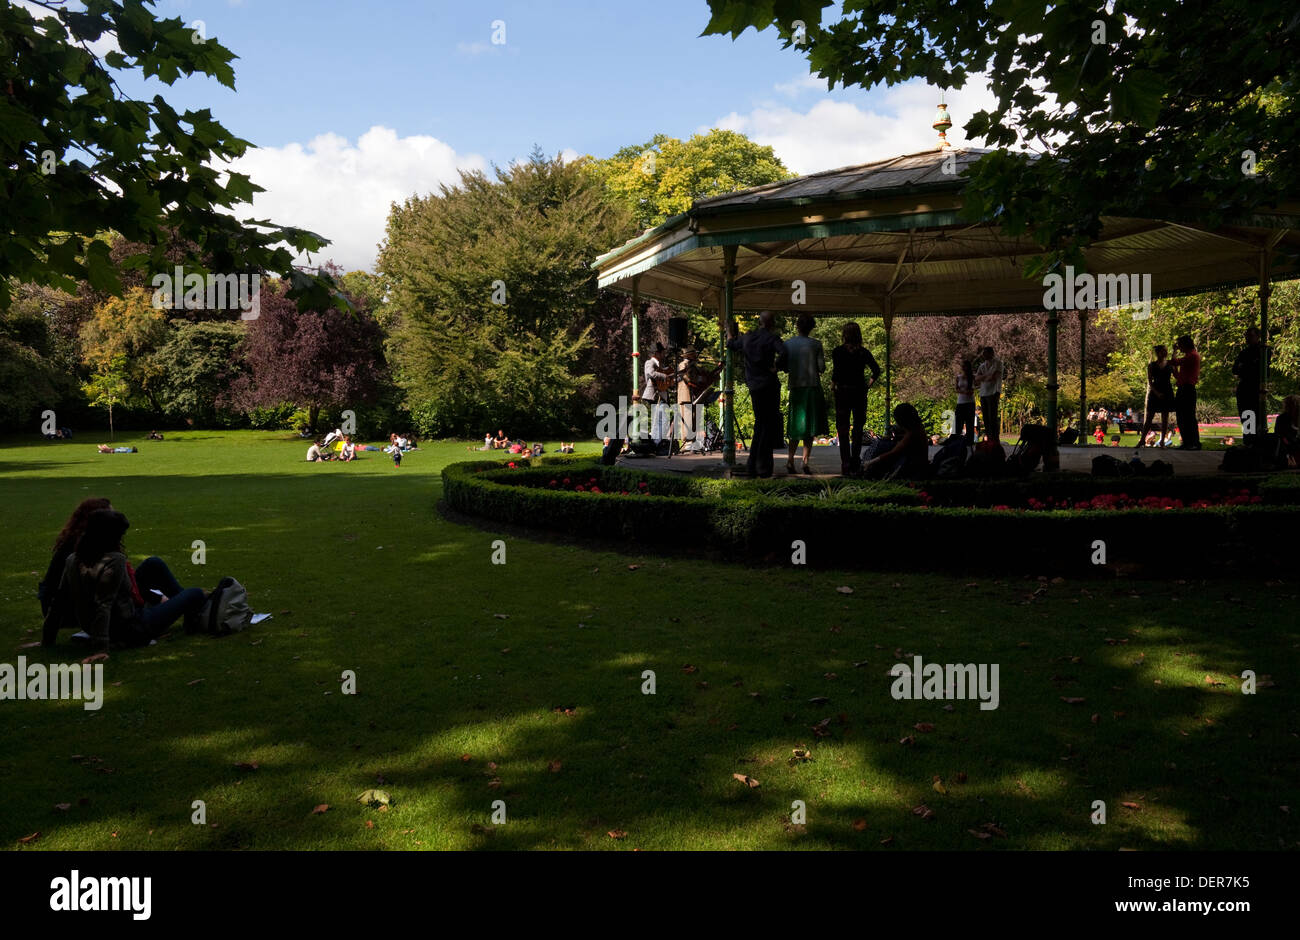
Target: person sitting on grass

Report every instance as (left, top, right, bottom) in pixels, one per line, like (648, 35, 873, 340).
(39, 497, 111, 623)
(560, 442, 575, 454)
(147, 430, 164, 441)
(306, 440, 325, 462)
(531, 442, 544, 457)
(48, 509, 206, 650)
(494, 429, 508, 449)
(340, 435, 356, 462)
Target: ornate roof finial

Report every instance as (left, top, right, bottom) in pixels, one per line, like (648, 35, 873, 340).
(933, 94, 953, 150)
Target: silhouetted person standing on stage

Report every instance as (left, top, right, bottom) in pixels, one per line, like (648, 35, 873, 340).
(1172, 334, 1202, 449)
(727, 311, 786, 478)
(1232, 326, 1266, 448)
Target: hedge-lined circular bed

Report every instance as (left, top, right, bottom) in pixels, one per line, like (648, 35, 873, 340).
(441, 456, 1300, 574)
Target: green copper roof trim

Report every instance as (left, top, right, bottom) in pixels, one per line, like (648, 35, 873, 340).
(695, 210, 971, 248)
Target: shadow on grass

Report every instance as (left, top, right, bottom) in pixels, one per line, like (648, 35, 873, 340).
(3, 472, 1297, 851)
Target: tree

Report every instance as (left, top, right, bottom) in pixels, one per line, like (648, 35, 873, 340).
(0, 286, 78, 429)
(151, 319, 246, 424)
(224, 281, 386, 431)
(592, 129, 793, 230)
(82, 355, 130, 439)
(79, 286, 169, 412)
(380, 151, 634, 437)
(1, 0, 337, 310)
(702, 1, 1300, 271)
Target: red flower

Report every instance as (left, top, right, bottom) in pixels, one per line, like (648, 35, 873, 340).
(507, 462, 516, 469)
(591, 486, 602, 494)
(562, 477, 570, 484)
(549, 479, 557, 486)
(621, 490, 629, 496)
(575, 485, 585, 492)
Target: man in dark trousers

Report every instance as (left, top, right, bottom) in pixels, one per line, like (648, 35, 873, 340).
(1232, 326, 1266, 448)
(727, 311, 786, 478)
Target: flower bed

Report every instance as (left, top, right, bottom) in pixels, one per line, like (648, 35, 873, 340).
(442, 457, 1300, 574)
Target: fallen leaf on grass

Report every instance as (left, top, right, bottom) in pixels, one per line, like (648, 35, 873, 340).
(608, 830, 627, 839)
(836, 585, 854, 594)
(311, 804, 329, 815)
(899, 735, 915, 746)
(790, 748, 813, 764)
(1121, 801, 1141, 810)
(460, 754, 472, 762)
(914, 722, 935, 733)
(54, 803, 71, 811)
(879, 835, 894, 845)
(548, 760, 562, 773)
(233, 761, 259, 771)
(187, 678, 205, 687)
(1060, 697, 1085, 704)
(493, 613, 508, 620)
(627, 565, 640, 571)
(968, 829, 992, 840)
(1204, 675, 1226, 687)
(732, 773, 761, 789)
(357, 789, 391, 807)
(911, 804, 935, 821)
(364, 820, 374, 830)
(932, 777, 947, 795)
(852, 819, 868, 831)
(808, 696, 829, 705)
(17, 641, 41, 649)
(80, 653, 108, 664)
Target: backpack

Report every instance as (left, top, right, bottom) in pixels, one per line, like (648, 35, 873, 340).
(1011, 424, 1053, 474)
(1091, 454, 1133, 477)
(930, 435, 968, 478)
(199, 577, 253, 636)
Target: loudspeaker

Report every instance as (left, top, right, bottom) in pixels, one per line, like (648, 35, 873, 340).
(668, 317, 688, 347)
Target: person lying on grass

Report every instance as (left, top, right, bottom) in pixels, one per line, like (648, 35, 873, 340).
(45, 509, 206, 650)
(96, 444, 138, 453)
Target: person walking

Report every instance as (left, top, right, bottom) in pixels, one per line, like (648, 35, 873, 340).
(974, 346, 1005, 444)
(1232, 326, 1266, 448)
(726, 312, 786, 478)
(1171, 334, 1202, 449)
(830, 322, 881, 474)
(782, 313, 827, 475)
(1137, 344, 1175, 448)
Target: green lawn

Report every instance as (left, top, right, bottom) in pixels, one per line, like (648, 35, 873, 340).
(1, 430, 1295, 850)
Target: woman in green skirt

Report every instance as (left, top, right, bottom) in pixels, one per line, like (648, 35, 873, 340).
(783, 312, 827, 474)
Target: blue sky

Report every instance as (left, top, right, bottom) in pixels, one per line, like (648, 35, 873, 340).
(88, 0, 997, 270)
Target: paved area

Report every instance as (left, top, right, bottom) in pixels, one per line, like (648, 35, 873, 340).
(618, 443, 1230, 477)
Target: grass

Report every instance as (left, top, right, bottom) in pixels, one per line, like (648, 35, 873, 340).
(1, 430, 1296, 851)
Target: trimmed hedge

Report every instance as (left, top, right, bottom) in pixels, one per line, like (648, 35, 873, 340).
(441, 457, 1300, 573)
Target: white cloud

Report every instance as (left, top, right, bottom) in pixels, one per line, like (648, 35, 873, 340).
(228, 126, 488, 272)
(705, 77, 1004, 175)
(773, 74, 829, 97)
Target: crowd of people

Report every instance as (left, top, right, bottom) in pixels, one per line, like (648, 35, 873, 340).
(38, 498, 207, 651)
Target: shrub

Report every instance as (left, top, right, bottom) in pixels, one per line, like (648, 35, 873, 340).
(442, 458, 1300, 574)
